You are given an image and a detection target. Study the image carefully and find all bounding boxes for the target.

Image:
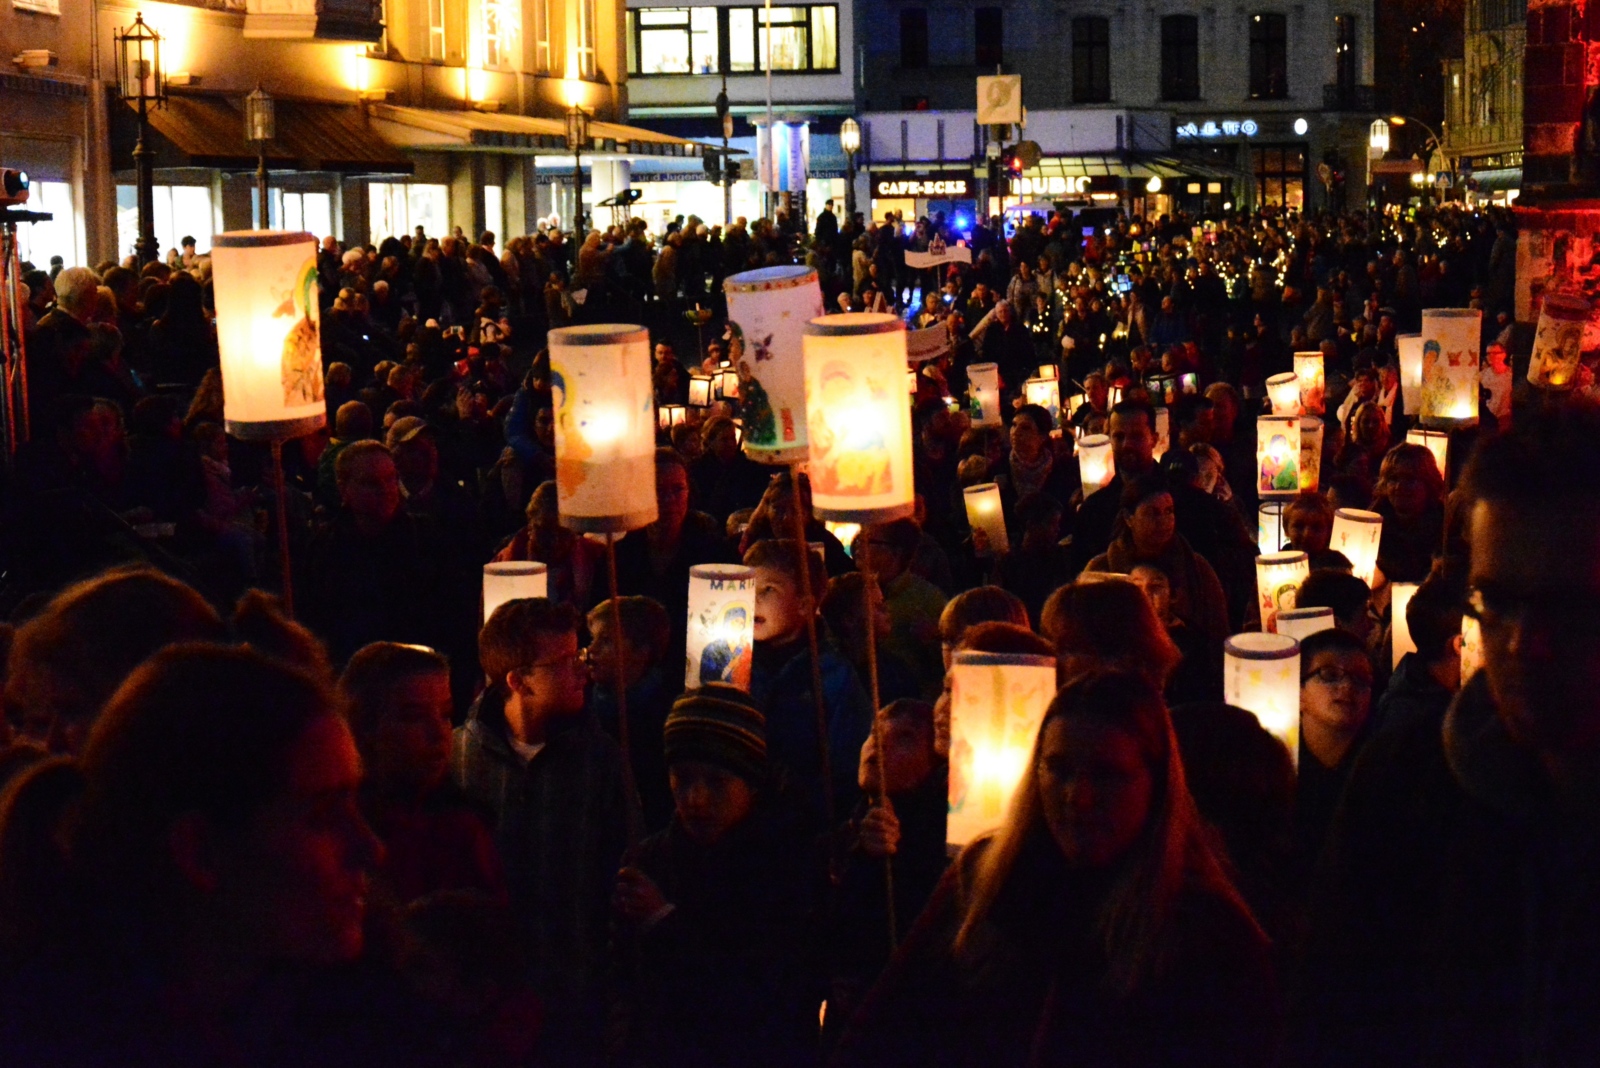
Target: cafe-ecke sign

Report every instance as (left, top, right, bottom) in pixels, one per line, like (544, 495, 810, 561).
(874, 172, 972, 198)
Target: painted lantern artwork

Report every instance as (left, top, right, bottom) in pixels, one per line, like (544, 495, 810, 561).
(686, 565, 755, 690)
(947, 650, 1057, 847)
(724, 266, 824, 464)
(548, 324, 659, 533)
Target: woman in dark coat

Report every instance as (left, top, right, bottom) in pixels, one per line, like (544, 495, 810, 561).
(835, 670, 1279, 1068)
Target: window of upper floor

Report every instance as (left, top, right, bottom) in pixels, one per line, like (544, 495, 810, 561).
(1160, 14, 1199, 101)
(625, 5, 839, 75)
(1248, 13, 1287, 99)
(901, 8, 929, 69)
(1071, 16, 1110, 103)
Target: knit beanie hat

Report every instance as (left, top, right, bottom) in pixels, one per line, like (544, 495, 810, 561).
(663, 683, 768, 786)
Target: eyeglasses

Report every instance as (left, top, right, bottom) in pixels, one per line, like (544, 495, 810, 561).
(1306, 668, 1372, 692)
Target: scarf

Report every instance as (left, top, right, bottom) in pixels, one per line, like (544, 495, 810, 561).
(1009, 447, 1054, 501)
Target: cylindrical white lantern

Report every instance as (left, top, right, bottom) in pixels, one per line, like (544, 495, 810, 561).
(1024, 377, 1061, 427)
(967, 362, 1003, 428)
(1224, 632, 1302, 756)
(686, 564, 755, 690)
(483, 562, 549, 623)
(1154, 406, 1171, 460)
(1256, 550, 1310, 633)
(1420, 308, 1481, 427)
(963, 482, 1010, 557)
(1390, 581, 1419, 671)
(688, 373, 713, 407)
(1256, 415, 1302, 499)
(1266, 372, 1301, 416)
(947, 650, 1058, 847)
(1397, 332, 1424, 417)
(802, 313, 915, 523)
(1461, 615, 1484, 683)
(1294, 351, 1325, 415)
(1527, 294, 1589, 391)
(1276, 606, 1334, 643)
(1077, 433, 1115, 494)
(1332, 507, 1383, 586)
(1259, 501, 1286, 554)
(1299, 416, 1322, 492)
(549, 324, 659, 533)
(725, 267, 822, 463)
(1405, 428, 1449, 482)
(1037, 363, 1058, 381)
(211, 231, 325, 440)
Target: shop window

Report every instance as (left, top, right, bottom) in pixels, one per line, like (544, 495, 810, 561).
(14, 181, 80, 269)
(1334, 15, 1356, 98)
(1253, 145, 1305, 210)
(974, 7, 1002, 67)
(900, 9, 929, 69)
(284, 193, 334, 238)
(116, 184, 214, 264)
(1071, 17, 1110, 103)
(629, 8, 719, 74)
(368, 183, 450, 242)
(1249, 13, 1287, 100)
(1160, 15, 1199, 101)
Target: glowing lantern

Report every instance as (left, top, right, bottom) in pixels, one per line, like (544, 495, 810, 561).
(1390, 581, 1419, 671)
(1256, 415, 1301, 499)
(1256, 550, 1310, 633)
(967, 362, 1003, 428)
(1331, 507, 1383, 586)
(1277, 606, 1334, 643)
(947, 649, 1057, 846)
(963, 482, 1010, 557)
(688, 373, 713, 407)
(1258, 501, 1286, 554)
(824, 521, 861, 554)
(211, 231, 325, 440)
(1405, 428, 1449, 482)
(1066, 392, 1086, 418)
(686, 564, 755, 690)
(1154, 407, 1170, 460)
(1108, 384, 1123, 406)
(717, 368, 741, 399)
(1266, 372, 1301, 416)
(1299, 417, 1322, 492)
(1397, 333, 1424, 417)
(1460, 615, 1484, 683)
(1024, 377, 1061, 427)
(907, 368, 919, 394)
(1037, 363, 1058, 380)
(723, 265, 822, 463)
(1294, 351, 1325, 415)
(482, 562, 548, 623)
(549, 324, 659, 533)
(1224, 632, 1302, 756)
(1077, 433, 1115, 494)
(1527, 294, 1590, 391)
(802, 313, 915, 523)
(657, 404, 687, 431)
(1419, 308, 1481, 427)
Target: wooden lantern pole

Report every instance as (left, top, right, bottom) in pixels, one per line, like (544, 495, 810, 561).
(269, 437, 295, 616)
(855, 537, 898, 951)
(605, 530, 644, 842)
(786, 465, 835, 827)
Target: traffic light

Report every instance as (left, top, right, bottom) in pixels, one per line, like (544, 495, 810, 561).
(703, 148, 723, 181)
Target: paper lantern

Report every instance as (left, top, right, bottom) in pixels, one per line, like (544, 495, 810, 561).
(483, 562, 549, 623)
(1266, 372, 1301, 416)
(802, 313, 915, 523)
(1277, 606, 1334, 643)
(211, 231, 325, 440)
(967, 362, 1003, 428)
(1294, 351, 1326, 415)
(1066, 392, 1086, 418)
(1299, 417, 1322, 492)
(1154, 407, 1170, 460)
(1108, 385, 1123, 407)
(1390, 581, 1419, 671)
(686, 564, 755, 690)
(1460, 615, 1484, 683)
(963, 482, 1010, 557)
(688, 373, 713, 407)
(1332, 507, 1383, 586)
(906, 368, 919, 394)
(1397, 333, 1424, 417)
(824, 520, 861, 555)
(724, 266, 823, 463)
(1256, 550, 1310, 633)
(1024, 377, 1061, 427)
(1419, 308, 1481, 427)
(1405, 428, 1449, 482)
(1256, 415, 1301, 499)
(1223, 632, 1302, 756)
(1077, 433, 1115, 494)
(1037, 363, 1058, 380)
(947, 650, 1058, 846)
(1258, 501, 1286, 554)
(657, 404, 687, 431)
(1527, 294, 1590, 391)
(549, 324, 659, 533)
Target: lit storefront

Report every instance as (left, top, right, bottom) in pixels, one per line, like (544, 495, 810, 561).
(997, 155, 1236, 220)
(1168, 112, 1371, 213)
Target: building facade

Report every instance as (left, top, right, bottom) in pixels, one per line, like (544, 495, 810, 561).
(1442, 0, 1525, 203)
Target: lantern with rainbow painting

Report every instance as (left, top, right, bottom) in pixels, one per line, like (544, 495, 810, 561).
(1419, 308, 1481, 427)
(1294, 351, 1325, 415)
(549, 324, 659, 533)
(686, 564, 755, 690)
(1256, 550, 1310, 633)
(724, 265, 823, 464)
(1256, 415, 1301, 498)
(1224, 633, 1302, 756)
(483, 562, 548, 623)
(1331, 507, 1383, 587)
(947, 649, 1058, 847)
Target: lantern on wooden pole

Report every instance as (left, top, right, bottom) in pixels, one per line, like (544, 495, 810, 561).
(686, 564, 755, 690)
(1256, 549, 1310, 633)
(1397, 332, 1423, 416)
(1331, 507, 1383, 587)
(1419, 308, 1480, 427)
(1294, 351, 1325, 415)
(1266, 372, 1301, 416)
(1258, 500, 1286, 554)
(946, 649, 1057, 847)
(1256, 415, 1301, 498)
(483, 562, 549, 622)
(963, 482, 1009, 557)
(1077, 433, 1115, 494)
(1224, 632, 1302, 757)
(1276, 606, 1334, 643)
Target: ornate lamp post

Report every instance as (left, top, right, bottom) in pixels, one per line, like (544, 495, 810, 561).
(244, 86, 275, 229)
(839, 116, 861, 219)
(566, 103, 591, 233)
(115, 12, 166, 265)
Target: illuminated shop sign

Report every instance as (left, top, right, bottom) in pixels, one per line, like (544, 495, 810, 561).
(1175, 119, 1260, 139)
(1008, 175, 1119, 197)
(873, 173, 972, 197)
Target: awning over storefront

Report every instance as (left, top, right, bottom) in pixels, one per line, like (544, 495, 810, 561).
(367, 105, 707, 159)
(1024, 153, 1242, 181)
(117, 93, 413, 174)
(1470, 167, 1522, 192)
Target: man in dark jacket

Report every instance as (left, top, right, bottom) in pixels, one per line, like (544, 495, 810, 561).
(1377, 567, 1463, 735)
(1295, 408, 1600, 1066)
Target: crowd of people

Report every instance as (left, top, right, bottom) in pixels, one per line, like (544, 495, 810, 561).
(0, 194, 1590, 1067)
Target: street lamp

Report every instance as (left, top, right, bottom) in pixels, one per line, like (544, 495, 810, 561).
(244, 86, 275, 230)
(115, 12, 166, 265)
(839, 116, 861, 219)
(566, 103, 591, 234)
(1389, 115, 1453, 199)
